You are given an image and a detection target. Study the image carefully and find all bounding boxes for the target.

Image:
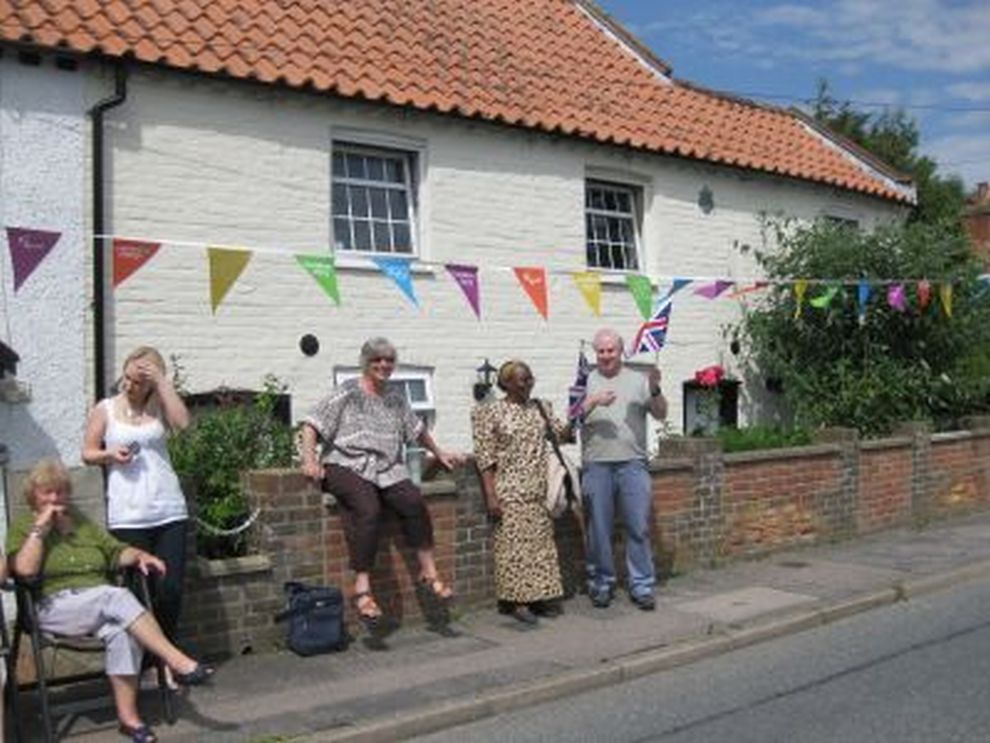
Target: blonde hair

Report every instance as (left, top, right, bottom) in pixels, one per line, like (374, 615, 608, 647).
(22, 458, 72, 509)
(120, 346, 167, 405)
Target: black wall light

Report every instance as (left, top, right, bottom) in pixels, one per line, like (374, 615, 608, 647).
(474, 358, 497, 401)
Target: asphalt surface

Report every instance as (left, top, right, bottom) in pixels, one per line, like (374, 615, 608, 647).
(16, 511, 990, 742)
(410, 574, 990, 742)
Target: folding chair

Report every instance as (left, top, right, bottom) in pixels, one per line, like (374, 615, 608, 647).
(10, 570, 174, 743)
(2, 579, 21, 743)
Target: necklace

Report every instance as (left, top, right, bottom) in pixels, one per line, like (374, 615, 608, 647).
(120, 397, 145, 421)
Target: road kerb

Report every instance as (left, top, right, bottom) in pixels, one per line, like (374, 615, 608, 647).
(312, 564, 990, 742)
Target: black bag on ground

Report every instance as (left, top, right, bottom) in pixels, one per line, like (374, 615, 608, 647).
(274, 581, 349, 656)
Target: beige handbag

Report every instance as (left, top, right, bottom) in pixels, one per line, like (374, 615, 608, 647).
(536, 401, 582, 518)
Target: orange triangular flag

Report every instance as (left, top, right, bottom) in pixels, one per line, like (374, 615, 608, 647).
(513, 267, 549, 319)
(112, 239, 161, 288)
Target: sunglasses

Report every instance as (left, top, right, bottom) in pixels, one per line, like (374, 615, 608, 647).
(370, 356, 396, 364)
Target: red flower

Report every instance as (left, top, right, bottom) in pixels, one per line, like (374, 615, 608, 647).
(694, 364, 725, 389)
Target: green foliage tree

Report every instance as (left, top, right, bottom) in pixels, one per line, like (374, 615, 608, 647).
(736, 219, 990, 436)
(811, 80, 966, 228)
(168, 375, 295, 558)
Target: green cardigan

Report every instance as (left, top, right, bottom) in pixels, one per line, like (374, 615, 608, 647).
(6, 509, 126, 598)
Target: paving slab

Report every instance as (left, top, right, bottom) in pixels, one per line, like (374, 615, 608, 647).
(17, 512, 990, 743)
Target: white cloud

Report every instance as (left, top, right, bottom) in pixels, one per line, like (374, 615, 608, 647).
(924, 132, 990, 188)
(754, 0, 990, 74)
(949, 82, 990, 102)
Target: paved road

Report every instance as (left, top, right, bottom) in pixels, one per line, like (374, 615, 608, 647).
(411, 576, 990, 742)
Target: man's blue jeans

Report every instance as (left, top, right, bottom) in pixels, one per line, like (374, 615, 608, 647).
(582, 459, 655, 598)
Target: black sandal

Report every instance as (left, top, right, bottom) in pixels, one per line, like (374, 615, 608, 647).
(172, 662, 214, 687)
(417, 576, 454, 604)
(353, 591, 384, 629)
(119, 723, 157, 743)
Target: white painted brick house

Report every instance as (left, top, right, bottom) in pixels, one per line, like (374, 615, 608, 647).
(0, 1, 913, 491)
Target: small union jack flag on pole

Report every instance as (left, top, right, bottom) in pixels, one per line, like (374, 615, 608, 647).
(567, 346, 592, 423)
(630, 296, 672, 354)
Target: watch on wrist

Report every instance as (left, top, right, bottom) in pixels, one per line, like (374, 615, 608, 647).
(650, 387, 663, 398)
(29, 525, 45, 539)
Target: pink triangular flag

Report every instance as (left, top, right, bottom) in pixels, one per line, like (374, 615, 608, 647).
(887, 283, 907, 312)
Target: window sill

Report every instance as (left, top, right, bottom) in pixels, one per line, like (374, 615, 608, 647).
(334, 254, 437, 275)
(589, 270, 656, 287)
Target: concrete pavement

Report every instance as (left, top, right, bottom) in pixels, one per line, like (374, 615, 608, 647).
(21, 511, 990, 742)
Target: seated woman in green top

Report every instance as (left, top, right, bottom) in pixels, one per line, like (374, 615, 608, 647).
(7, 459, 214, 743)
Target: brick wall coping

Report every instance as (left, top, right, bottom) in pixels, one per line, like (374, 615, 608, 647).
(859, 436, 914, 451)
(194, 553, 273, 578)
(321, 476, 459, 510)
(650, 457, 695, 473)
(931, 430, 978, 443)
(722, 442, 840, 465)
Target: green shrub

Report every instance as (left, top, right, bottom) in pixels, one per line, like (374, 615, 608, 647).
(169, 375, 295, 558)
(717, 425, 813, 453)
(735, 219, 990, 437)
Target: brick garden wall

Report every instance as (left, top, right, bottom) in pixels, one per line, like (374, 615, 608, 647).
(179, 418, 990, 658)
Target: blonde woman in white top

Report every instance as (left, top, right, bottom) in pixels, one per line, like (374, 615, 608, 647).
(83, 346, 191, 684)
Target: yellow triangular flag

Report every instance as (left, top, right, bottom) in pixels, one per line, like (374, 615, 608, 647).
(939, 282, 953, 318)
(208, 246, 252, 314)
(572, 271, 602, 316)
(793, 279, 808, 319)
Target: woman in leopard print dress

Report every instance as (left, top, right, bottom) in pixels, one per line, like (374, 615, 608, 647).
(471, 360, 574, 624)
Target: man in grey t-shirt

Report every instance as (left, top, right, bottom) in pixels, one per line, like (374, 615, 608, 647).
(580, 328, 667, 610)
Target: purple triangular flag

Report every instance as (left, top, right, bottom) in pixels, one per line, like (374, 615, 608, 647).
(445, 263, 481, 319)
(7, 227, 61, 292)
(693, 280, 734, 299)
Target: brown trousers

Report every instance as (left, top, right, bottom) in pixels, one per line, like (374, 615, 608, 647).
(322, 463, 435, 572)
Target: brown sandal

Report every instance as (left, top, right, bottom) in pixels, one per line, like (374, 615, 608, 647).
(352, 591, 383, 629)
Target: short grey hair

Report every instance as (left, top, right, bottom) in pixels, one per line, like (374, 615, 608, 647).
(592, 328, 623, 351)
(359, 337, 398, 371)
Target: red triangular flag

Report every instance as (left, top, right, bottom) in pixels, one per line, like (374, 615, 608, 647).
(113, 239, 161, 288)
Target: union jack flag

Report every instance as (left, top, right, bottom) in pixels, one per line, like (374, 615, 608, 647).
(630, 297, 672, 354)
(567, 348, 592, 423)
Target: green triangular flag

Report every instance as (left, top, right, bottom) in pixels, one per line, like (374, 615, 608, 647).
(809, 284, 839, 309)
(625, 274, 653, 320)
(296, 254, 340, 305)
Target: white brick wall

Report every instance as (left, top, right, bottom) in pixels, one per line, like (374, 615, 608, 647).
(0, 57, 87, 469)
(7, 65, 905, 459)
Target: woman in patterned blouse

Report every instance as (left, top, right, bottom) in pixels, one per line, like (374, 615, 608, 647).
(300, 337, 460, 631)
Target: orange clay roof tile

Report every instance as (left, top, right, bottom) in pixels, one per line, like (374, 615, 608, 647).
(0, 0, 912, 203)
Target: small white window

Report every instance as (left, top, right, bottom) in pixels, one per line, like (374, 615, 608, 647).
(333, 366, 435, 428)
(824, 214, 859, 230)
(332, 143, 417, 255)
(585, 180, 641, 271)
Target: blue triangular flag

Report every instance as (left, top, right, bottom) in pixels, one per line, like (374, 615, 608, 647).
(373, 256, 418, 307)
(857, 279, 871, 325)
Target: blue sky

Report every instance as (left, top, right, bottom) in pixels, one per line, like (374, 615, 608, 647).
(596, 0, 990, 191)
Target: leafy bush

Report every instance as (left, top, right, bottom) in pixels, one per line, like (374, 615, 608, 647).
(717, 425, 813, 453)
(169, 375, 295, 558)
(735, 219, 990, 437)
